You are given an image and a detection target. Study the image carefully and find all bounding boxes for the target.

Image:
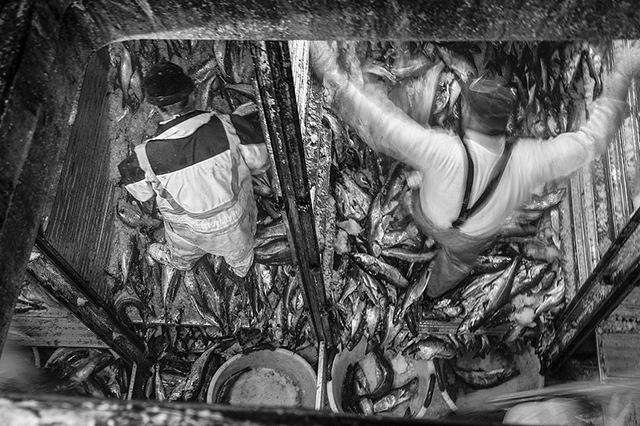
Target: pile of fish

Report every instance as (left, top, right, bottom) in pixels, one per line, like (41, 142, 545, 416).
(43, 348, 130, 399)
(340, 337, 456, 416)
(324, 41, 607, 371)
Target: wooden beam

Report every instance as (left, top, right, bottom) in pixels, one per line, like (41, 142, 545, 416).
(0, 393, 504, 426)
(251, 41, 332, 344)
(28, 235, 149, 367)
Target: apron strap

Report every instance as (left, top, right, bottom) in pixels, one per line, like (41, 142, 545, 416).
(452, 141, 514, 229)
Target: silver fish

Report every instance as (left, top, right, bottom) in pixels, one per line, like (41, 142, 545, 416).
(184, 271, 222, 328)
(403, 336, 457, 360)
(183, 344, 223, 401)
(372, 377, 419, 413)
(459, 257, 521, 333)
(454, 365, 519, 389)
(395, 263, 430, 322)
(351, 252, 409, 289)
(254, 238, 292, 265)
(382, 246, 438, 264)
(366, 190, 385, 257)
(255, 219, 287, 247)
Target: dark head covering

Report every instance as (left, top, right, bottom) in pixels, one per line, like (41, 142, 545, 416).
(143, 61, 194, 107)
(463, 75, 518, 135)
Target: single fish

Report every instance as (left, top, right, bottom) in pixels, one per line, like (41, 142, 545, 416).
(381, 246, 438, 264)
(254, 219, 287, 247)
(403, 336, 457, 360)
(363, 343, 394, 400)
(351, 252, 409, 289)
(233, 101, 258, 117)
(183, 344, 223, 401)
(115, 198, 162, 230)
(44, 348, 90, 372)
(454, 365, 519, 389)
(213, 40, 229, 81)
(348, 299, 368, 351)
(254, 238, 292, 265)
(335, 173, 372, 222)
(119, 43, 133, 112)
(61, 352, 112, 388)
(366, 190, 385, 258)
(337, 264, 361, 304)
(533, 277, 565, 317)
(381, 221, 421, 249)
(190, 56, 218, 84)
(184, 270, 222, 328)
(224, 83, 256, 102)
(372, 377, 419, 413)
(510, 258, 551, 298)
(395, 263, 430, 322)
(161, 264, 181, 309)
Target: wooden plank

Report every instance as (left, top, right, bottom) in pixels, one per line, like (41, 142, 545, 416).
(8, 314, 108, 349)
(28, 236, 148, 367)
(8, 272, 107, 348)
(252, 41, 331, 344)
(597, 331, 640, 379)
(44, 47, 115, 301)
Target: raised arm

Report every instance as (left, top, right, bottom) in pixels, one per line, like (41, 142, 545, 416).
(310, 41, 456, 172)
(518, 43, 640, 185)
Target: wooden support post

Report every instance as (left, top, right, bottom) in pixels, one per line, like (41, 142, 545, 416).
(544, 208, 640, 374)
(0, 392, 497, 426)
(251, 41, 332, 344)
(28, 235, 149, 368)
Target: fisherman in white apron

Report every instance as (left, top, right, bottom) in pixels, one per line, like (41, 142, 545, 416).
(310, 42, 640, 307)
(118, 62, 270, 283)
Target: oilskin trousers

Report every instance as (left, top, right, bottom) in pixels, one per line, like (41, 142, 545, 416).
(163, 180, 258, 277)
(411, 191, 493, 298)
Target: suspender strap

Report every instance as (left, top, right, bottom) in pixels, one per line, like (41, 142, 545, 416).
(455, 141, 475, 227)
(452, 141, 514, 228)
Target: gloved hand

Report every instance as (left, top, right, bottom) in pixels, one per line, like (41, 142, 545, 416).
(309, 41, 349, 97)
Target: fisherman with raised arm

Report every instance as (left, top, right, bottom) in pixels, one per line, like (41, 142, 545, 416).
(310, 41, 640, 314)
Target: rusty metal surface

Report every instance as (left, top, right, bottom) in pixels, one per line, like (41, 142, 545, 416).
(252, 41, 331, 343)
(544, 206, 640, 373)
(54, 0, 640, 47)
